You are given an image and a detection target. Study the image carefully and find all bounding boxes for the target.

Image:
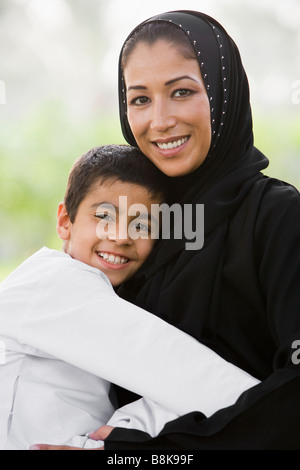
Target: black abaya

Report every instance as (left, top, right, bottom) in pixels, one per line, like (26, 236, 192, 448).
(106, 11, 300, 450)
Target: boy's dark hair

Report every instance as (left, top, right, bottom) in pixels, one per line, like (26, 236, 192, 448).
(64, 144, 169, 223)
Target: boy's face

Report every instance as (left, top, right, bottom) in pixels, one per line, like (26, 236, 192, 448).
(57, 179, 161, 286)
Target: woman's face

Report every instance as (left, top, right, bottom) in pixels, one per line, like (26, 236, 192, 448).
(124, 40, 211, 177)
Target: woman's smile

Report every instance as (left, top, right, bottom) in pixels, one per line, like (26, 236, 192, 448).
(153, 136, 190, 155)
(124, 40, 211, 177)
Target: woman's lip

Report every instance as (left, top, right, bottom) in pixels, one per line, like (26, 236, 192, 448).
(152, 136, 190, 157)
(152, 135, 189, 145)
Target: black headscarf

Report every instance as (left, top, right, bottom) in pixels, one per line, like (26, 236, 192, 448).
(118, 10, 269, 338)
(119, 10, 269, 191)
(108, 10, 300, 450)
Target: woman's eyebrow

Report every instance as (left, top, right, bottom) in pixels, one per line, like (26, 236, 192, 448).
(164, 75, 200, 86)
(127, 85, 147, 91)
(127, 75, 200, 92)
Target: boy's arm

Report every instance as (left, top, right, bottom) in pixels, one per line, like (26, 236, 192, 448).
(12, 260, 259, 419)
(105, 397, 179, 437)
(0, 253, 259, 420)
(62, 398, 179, 449)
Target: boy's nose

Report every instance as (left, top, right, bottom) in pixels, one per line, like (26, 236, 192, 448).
(109, 234, 133, 246)
(108, 223, 133, 245)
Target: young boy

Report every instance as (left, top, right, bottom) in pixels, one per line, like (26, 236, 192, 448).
(0, 144, 179, 450)
(0, 145, 260, 450)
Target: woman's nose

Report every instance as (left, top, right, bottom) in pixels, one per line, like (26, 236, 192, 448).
(149, 100, 176, 132)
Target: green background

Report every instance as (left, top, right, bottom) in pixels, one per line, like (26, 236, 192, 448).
(1, 0, 299, 281)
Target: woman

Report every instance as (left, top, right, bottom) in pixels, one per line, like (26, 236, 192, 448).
(33, 10, 299, 450)
(100, 10, 300, 450)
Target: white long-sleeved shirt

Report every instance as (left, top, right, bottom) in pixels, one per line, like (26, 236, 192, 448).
(0, 248, 260, 449)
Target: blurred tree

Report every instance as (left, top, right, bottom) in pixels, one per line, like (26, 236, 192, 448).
(0, 0, 299, 281)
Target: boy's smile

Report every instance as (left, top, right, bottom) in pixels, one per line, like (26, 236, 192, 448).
(57, 179, 160, 286)
(97, 251, 129, 266)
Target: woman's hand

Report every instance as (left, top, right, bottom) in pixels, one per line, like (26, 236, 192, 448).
(29, 426, 114, 450)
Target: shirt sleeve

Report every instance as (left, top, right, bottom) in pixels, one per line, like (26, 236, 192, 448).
(106, 397, 180, 437)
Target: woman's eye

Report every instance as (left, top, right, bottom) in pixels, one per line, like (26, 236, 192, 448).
(173, 88, 192, 97)
(130, 96, 149, 106)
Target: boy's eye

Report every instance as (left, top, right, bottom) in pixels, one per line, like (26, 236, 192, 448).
(128, 220, 151, 240)
(96, 213, 114, 222)
(134, 222, 150, 233)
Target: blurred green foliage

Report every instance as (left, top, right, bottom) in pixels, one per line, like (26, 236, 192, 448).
(0, 101, 125, 281)
(0, 102, 299, 282)
(1, 0, 299, 284)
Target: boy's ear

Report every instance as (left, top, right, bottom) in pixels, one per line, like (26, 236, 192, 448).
(56, 202, 71, 240)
